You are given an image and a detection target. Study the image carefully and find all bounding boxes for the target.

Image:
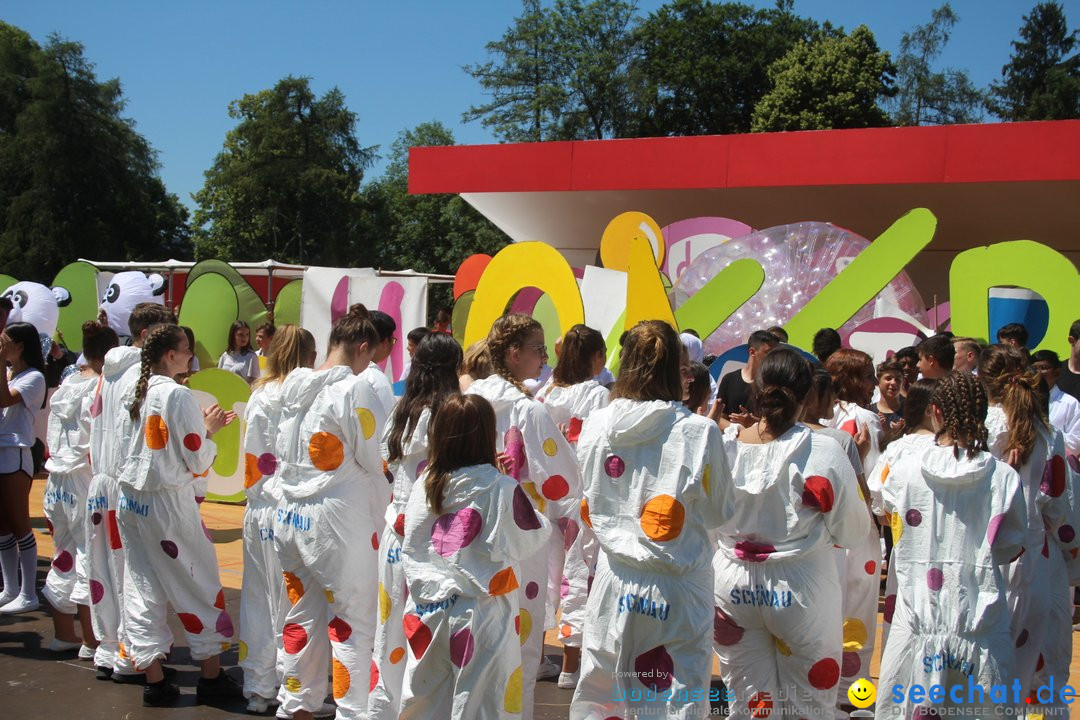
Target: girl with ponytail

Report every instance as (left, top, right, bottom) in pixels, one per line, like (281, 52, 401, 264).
(875, 371, 1027, 717)
(571, 320, 732, 719)
(369, 331, 462, 719)
(712, 348, 869, 719)
(116, 324, 240, 706)
(272, 304, 388, 720)
(979, 344, 1079, 708)
(466, 313, 582, 718)
(238, 325, 316, 714)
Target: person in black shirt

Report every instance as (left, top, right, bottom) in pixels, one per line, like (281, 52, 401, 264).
(717, 330, 779, 426)
(1058, 319, 1080, 403)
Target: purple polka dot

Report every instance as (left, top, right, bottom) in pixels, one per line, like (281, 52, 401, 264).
(90, 580, 105, 604)
(905, 509, 922, 527)
(1016, 628, 1029, 647)
(431, 508, 484, 557)
(160, 540, 178, 559)
(450, 628, 474, 668)
(52, 550, 74, 573)
(91, 512, 102, 526)
(415, 460, 428, 479)
(202, 521, 213, 542)
(560, 576, 569, 599)
(604, 455, 625, 478)
(986, 513, 1005, 545)
(633, 645, 674, 692)
(733, 540, 776, 562)
(216, 611, 234, 638)
(841, 651, 861, 677)
(713, 607, 744, 646)
(1059, 525, 1076, 544)
(512, 485, 542, 530)
(525, 582, 539, 599)
(927, 567, 944, 591)
(883, 594, 896, 623)
(558, 517, 580, 551)
(256, 453, 277, 476)
(503, 427, 527, 481)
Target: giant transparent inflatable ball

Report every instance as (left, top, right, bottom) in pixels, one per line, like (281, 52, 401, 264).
(670, 221, 927, 356)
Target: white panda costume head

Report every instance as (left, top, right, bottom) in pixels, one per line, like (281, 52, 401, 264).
(99, 271, 167, 340)
(1, 281, 70, 357)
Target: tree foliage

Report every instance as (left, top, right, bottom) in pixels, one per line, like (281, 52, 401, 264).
(752, 25, 895, 132)
(0, 23, 189, 283)
(192, 76, 375, 265)
(988, 1, 1079, 121)
(891, 3, 984, 125)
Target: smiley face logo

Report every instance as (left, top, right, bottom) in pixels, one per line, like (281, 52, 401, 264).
(848, 678, 876, 708)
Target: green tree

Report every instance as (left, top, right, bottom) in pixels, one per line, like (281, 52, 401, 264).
(988, 1, 1079, 121)
(631, 0, 825, 136)
(192, 76, 375, 265)
(891, 3, 984, 125)
(0, 23, 189, 283)
(751, 25, 895, 132)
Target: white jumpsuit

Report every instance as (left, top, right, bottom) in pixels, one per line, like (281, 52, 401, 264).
(398, 462, 553, 719)
(369, 407, 433, 720)
(86, 345, 141, 674)
(273, 366, 389, 720)
(41, 372, 98, 615)
(239, 381, 289, 701)
(985, 407, 1080, 711)
(535, 379, 609, 648)
(116, 375, 232, 670)
(875, 445, 1027, 719)
(571, 398, 733, 720)
(361, 362, 397, 420)
(713, 424, 870, 719)
(466, 375, 583, 720)
(823, 401, 881, 703)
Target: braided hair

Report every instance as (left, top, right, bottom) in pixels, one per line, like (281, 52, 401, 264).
(929, 371, 989, 460)
(487, 314, 543, 397)
(978, 343, 1048, 465)
(129, 324, 185, 421)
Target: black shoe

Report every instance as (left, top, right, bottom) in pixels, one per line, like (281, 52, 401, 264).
(196, 670, 244, 706)
(113, 665, 177, 685)
(143, 679, 180, 707)
(95, 665, 114, 681)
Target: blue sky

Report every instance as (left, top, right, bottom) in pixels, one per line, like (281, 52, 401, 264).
(4, 1, 1074, 210)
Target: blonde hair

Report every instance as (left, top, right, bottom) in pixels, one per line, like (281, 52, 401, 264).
(611, 321, 683, 402)
(461, 340, 493, 381)
(486, 314, 543, 397)
(254, 324, 316, 389)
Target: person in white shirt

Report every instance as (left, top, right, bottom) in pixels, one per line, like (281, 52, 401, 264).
(1032, 349, 1080, 456)
(217, 320, 259, 384)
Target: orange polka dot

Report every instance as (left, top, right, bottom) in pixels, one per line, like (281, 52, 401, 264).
(244, 453, 261, 489)
(333, 658, 350, 699)
(581, 498, 592, 528)
(639, 494, 685, 541)
(146, 415, 169, 450)
(389, 647, 406, 664)
(488, 566, 519, 596)
(283, 572, 305, 605)
(560, 624, 572, 638)
(309, 431, 344, 471)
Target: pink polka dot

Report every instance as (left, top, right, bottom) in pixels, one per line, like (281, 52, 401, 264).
(808, 657, 840, 690)
(927, 567, 944, 591)
(1060, 525, 1076, 544)
(216, 611, 234, 638)
(713, 607, 744, 646)
(1016, 628, 1029, 647)
(52, 551, 74, 573)
(733, 540, 776, 562)
(283, 623, 308, 653)
(450, 627, 474, 668)
(633, 645, 673, 692)
(560, 576, 569, 599)
(256, 453, 277, 476)
(183, 433, 202, 452)
(987, 513, 1005, 545)
(802, 475, 835, 513)
(89, 392, 102, 418)
(883, 594, 896, 623)
(371, 532, 379, 550)
(864, 561, 876, 575)
(558, 517, 580, 551)
(503, 427, 527, 481)
(160, 540, 179, 559)
(525, 582, 539, 599)
(1042, 535, 1050, 558)
(841, 651, 861, 677)
(431, 507, 483, 557)
(329, 616, 352, 643)
(604, 455, 625, 478)
(905, 509, 922, 527)
(90, 580, 104, 604)
(512, 486, 542, 530)
(542, 475, 569, 501)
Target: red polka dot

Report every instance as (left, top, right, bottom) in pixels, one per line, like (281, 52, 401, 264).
(393, 513, 405, 537)
(371, 532, 379, 550)
(801, 475, 835, 513)
(403, 614, 432, 659)
(748, 691, 773, 718)
(542, 475, 569, 501)
(183, 433, 202, 451)
(328, 616, 352, 643)
(1042, 455, 1067, 497)
(369, 659, 379, 693)
(839, 419, 858, 437)
(178, 613, 204, 634)
(283, 623, 308, 654)
(214, 589, 226, 610)
(1036, 654, 1045, 672)
(864, 561, 876, 575)
(807, 657, 839, 689)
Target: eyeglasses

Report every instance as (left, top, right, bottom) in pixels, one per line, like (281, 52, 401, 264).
(523, 343, 547, 352)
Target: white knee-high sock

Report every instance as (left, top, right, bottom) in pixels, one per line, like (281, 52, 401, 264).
(0, 534, 16, 595)
(16, 532, 36, 599)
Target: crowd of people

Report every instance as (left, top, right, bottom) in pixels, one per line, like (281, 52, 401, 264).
(1, 301, 1079, 719)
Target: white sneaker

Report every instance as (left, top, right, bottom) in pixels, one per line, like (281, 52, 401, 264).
(49, 637, 82, 652)
(247, 695, 275, 714)
(558, 669, 579, 689)
(78, 644, 96, 660)
(0, 591, 16, 607)
(0, 595, 39, 614)
(536, 656, 561, 681)
(275, 702, 336, 719)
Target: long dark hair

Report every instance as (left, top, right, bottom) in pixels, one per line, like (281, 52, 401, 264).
(754, 348, 813, 436)
(552, 324, 605, 387)
(902, 378, 939, 431)
(425, 394, 498, 514)
(979, 343, 1047, 465)
(130, 324, 185, 421)
(387, 333, 463, 463)
(227, 320, 252, 354)
(329, 304, 379, 357)
(2, 322, 46, 376)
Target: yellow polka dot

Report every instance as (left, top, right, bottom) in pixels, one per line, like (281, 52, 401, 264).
(843, 617, 868, 651)
(309, 431, 344, 471)
(238, 640, 248, 662)
(244, 453, 261, 489)
(283, 572, 305, 605)
(390, 647, 406, 664)
(332, 658, 350, 699)
(518, 609, 532, 646)
(774, 636, 791, 656)
(284, 676, 302, 693)
(890, 511, 904, 546)
(324, 589, 336, 604)
(356, 408, 376, 439)
(146, 415, 169, 450)
(857, 483, 866, 502)
(639, 494, 685, 541)
(542, 438, 558, 456)
(504, 666, 523, 713)
(522, 481, 546, 514)
(703, 464, 711, 496)
(378, 582, 391, 624)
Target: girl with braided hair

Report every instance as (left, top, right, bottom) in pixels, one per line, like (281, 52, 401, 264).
(116, 324, 240, 707)
(466, 313, 582, 719)
(369, 331, 462, 720)
(876, 371, 1028, 719)
(979, 344, 1080, 711)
